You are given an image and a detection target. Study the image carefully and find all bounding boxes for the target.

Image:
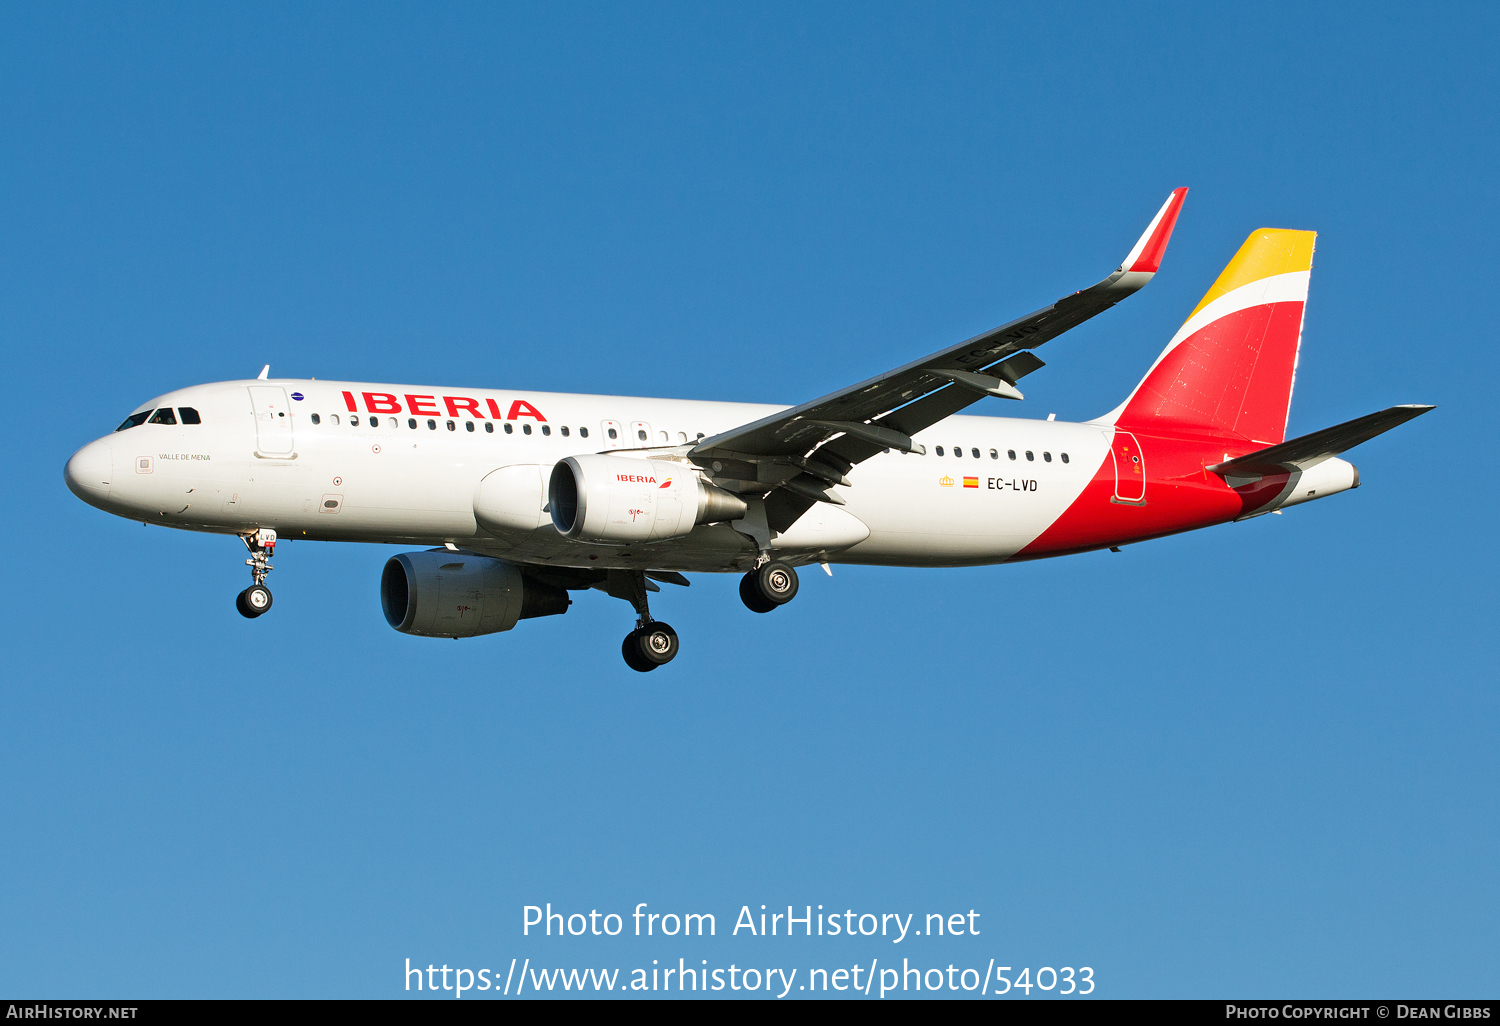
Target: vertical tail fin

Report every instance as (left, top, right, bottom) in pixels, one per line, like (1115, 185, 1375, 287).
(1105, 228, 1317, 444)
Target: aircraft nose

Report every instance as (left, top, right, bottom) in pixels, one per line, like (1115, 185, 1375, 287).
(65, 438, 114, 507)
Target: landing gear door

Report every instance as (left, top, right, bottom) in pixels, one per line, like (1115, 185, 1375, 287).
(1111, 430, 1146, 504)
(249, 385, 295, 456)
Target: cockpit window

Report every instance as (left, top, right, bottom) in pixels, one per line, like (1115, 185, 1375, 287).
(116, 411, 152, 432)
(148, 408, 178, 425)
(178, 407, 201, 424)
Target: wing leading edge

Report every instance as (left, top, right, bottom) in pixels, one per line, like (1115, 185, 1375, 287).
(691, 187, 1188, 531)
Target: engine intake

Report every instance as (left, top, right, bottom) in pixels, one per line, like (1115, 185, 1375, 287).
(548, 454, 748, 544)
(380, 550, 568, 638)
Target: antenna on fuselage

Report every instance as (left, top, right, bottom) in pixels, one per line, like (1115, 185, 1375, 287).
(257, 365, 270, 380)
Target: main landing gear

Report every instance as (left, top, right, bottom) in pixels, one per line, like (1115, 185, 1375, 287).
(622, 622, 679, 673)
(606, 569, 679, 673)
(739, 560, 799, 613)
(236, 528, 277, 619)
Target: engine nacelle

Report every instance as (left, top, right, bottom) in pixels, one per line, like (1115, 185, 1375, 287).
(380, 550, 568, 638)
(548, 454, 748, 544)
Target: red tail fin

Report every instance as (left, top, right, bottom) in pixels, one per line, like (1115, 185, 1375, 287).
(1107, 228, 1316, 444)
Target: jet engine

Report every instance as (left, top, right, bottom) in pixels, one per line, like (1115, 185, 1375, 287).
(548, 454, 747, 544)
(380, 550, 569, 638)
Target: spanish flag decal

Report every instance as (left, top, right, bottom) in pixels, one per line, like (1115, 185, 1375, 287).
(963, 476, 979, 488)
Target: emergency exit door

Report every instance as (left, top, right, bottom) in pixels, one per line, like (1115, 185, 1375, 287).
(248, 385, 295, 456)
(1111, 430, 1146, 504)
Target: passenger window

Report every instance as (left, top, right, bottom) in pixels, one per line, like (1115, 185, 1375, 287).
(1025, 451, 1034, 461)
(446, 420, 456, 431)
(428, 419, 437, 430)
(990, 449, 998, 459)
(1043, 452, 1052, 462)
(607, 428, 617, 440)
(1007, 450, 1016, 460)
(659, 430, 668, 442)
(677, 431, 687, 443)
(523, 424, 532, 435)
(971, 448, 980, 459)
(148, 408, 177, 425)
(388, 417, 398, 428)
(115, 411, 152, 431)
(542, 425, 551, 436)
(311, 413, 321, 425)
(1061, 453, 1070, 463)
(484, 422, 493, 433)
(637, 429, 647, 441)
(465, 421, 475, 432)
(504, 423, 513, 434)
(408, 418, 416, 429)
(580, 427, 589, 438)
(179, 407, 201, 424)
(330, 414, 340, 426)
(953, 446, 962, 457)
(367, 416, 378, 427)
(935, 446, 945, 456)
(561, 426, 570, 437)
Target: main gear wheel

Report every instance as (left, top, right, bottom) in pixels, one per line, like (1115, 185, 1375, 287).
(740, 560, 799, 613)
(622, 622, 679, 672)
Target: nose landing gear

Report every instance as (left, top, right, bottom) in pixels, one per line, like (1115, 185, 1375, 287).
(237, 528, 277, 619)
(740, 560, 799, 613)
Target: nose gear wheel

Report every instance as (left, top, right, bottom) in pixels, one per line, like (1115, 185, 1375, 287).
(237, 584, 273, 618)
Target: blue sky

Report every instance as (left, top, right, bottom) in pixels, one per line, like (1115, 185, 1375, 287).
(2, 2, 1495, 999)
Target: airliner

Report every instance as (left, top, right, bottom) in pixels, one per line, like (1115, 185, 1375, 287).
(64, 189, 1432, 670)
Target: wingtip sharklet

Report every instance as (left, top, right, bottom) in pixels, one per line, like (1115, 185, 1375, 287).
(1120, 187, 1188, 276)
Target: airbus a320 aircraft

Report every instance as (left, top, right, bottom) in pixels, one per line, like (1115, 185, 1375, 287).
(65, 189, 1431, 670)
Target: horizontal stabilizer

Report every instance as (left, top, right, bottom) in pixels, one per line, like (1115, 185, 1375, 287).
(1209, 405, 1434, 476)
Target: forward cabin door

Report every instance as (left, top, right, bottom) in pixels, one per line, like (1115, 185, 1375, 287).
(1111, 430, 1146, 504)
(249, 385, 295, 456)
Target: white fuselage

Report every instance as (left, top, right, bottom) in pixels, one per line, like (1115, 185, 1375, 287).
(67, 378, 1112, 572)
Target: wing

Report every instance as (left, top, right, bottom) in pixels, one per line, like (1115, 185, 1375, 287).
(690, 188, 1188, 530)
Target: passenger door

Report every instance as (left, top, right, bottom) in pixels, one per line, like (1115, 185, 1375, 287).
(248, 385, 295, 456)
(1111, 430, 1146, 504)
